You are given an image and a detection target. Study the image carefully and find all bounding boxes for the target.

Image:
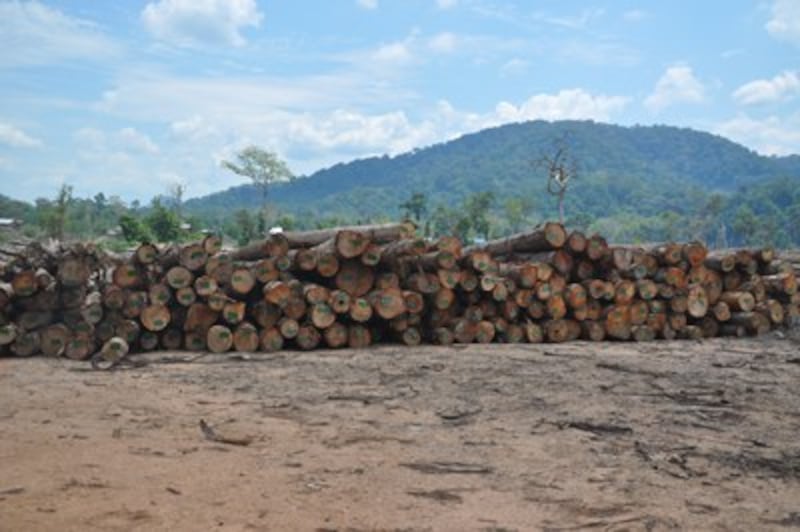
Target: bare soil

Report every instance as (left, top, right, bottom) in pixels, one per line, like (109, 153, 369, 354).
(2, 336, 800, 531)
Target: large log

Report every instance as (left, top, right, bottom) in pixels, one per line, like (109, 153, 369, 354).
(282, 222, 416, 249)
(463, 222, 567, 257)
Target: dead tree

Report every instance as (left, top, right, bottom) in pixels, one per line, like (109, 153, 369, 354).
(537, 136, 577, 224)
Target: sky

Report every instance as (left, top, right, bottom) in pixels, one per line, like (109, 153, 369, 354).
(0, 0, 798, 203)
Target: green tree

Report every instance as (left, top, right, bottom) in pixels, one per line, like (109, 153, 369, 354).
(464, 191, 495, 241)
(504, 196, 534, 233)
(221, 146, 293, 231)
(39, 184, 73, 240)
(429, 204, 457, 237)
(167, 182, 187, 222)
(119, 214, 152, 243)
(731, 205, 758, 246)
(233, 209, 257, 246)
(399, 192, 428, 223)
(145, 198, 181, 242)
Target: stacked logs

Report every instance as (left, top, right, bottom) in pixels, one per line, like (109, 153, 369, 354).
(0, 241, 108, 358)
(0, 221, 797, 364)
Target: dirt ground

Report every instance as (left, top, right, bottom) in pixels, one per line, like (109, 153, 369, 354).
(2, 336, 800, 532)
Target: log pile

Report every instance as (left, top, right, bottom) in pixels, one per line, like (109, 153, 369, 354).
(1, 222, 797, 365)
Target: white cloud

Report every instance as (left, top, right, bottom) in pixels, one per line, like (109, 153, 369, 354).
(0, 123, 42, 148)
(622, 9, 647, 22)
(537, 8, 605, 30)
(0, 1, 118, 68)
(558, 41, 640, 67)
(170, 115, 218, 140)
(766, 0, 800, 46)
(644, 65, 705, 111)
(493, 89, 629, 123)
(357, 0, 378, 9)
(73, 127, 106, 147)
(733, 71, 800, 105)
(436, 0, 458, 9)
(73, 126, 159, 155)
(79, 63, 631, 199)
(715, 114, 800, 156)
(118, 127, 160, 154)
(371, 41, 414, 64)
(428, 32, 458, 53)
(500, 58, 529, 77)
(141, 0, 263, 47)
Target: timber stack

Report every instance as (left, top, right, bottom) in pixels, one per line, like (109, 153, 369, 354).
(0, 221, 797, 366)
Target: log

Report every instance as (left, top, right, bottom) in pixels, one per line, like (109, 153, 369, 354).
(464, 222, 567, 257)
(345, 298, 371, 323)
(141, 304, 171, 332)
(604, 306, 631, 340)
(585, 234, 609, 261)
(544, 319, 570, 343)
(99, 336, 129, 364)
(40, 323, 71, 357)
(139, 331, 160, 351)
(207, 291, 231, 312)
(567, 231, 587, 254)
(335, 261, 375, 297)
(260, 327, 284, 352)
(264, 280, 291, 308)
(729, 312, 771, 335)
(719, 291, 756, 312)
(251, 301, 281, 329)
(230, 233, 289, 261)
(581, 320, 606, 341)
(687, 285, 709, 318)
(166, 266, 193, 290)
(159, 328, 182, 350)
(184, 331, 206, 351)
(348, 324, 372, 348)
(316, 252, 339, 278)
(233, 322, 260, 352)
(278, 317, 299, 339)
(203, 234, 223, 256)
(185, 303, 218, 332)
(323, 322, 349, 348)
(432, 327, 455, 345)
(369, 288, 406, 320)
(207, 325, 233, 353)
(296, 324, 321, 350)
(311, 302, 336, 329)
(179, 243, 208, 271)
(283, 295, 307, 321)
(222, 301, 246, 325)
(328, 289, 351, 314)
(282, 222, 415, 248)
(175, 286, 196, 307)
(360, 243, 383, 267)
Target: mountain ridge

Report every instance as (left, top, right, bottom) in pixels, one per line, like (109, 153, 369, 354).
(185, 120, 800, 219)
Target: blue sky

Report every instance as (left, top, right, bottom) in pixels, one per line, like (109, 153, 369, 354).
(0, 0, 798, 202)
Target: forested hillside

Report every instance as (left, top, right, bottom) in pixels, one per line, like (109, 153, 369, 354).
(2, 120, 799, 248)
(184, 120, 800, 246)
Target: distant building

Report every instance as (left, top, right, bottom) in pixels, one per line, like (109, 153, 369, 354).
(0, 218, 22, 230)
(180, 222, 192, 231)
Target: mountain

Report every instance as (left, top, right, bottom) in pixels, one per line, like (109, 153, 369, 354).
(185, 120, 800, 222)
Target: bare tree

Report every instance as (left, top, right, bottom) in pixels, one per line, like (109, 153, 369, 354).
(167, 181, 187, 222)
(536, 135, 577, 224)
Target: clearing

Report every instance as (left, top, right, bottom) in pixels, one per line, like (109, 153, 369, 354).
(2, 337, 800, 531)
